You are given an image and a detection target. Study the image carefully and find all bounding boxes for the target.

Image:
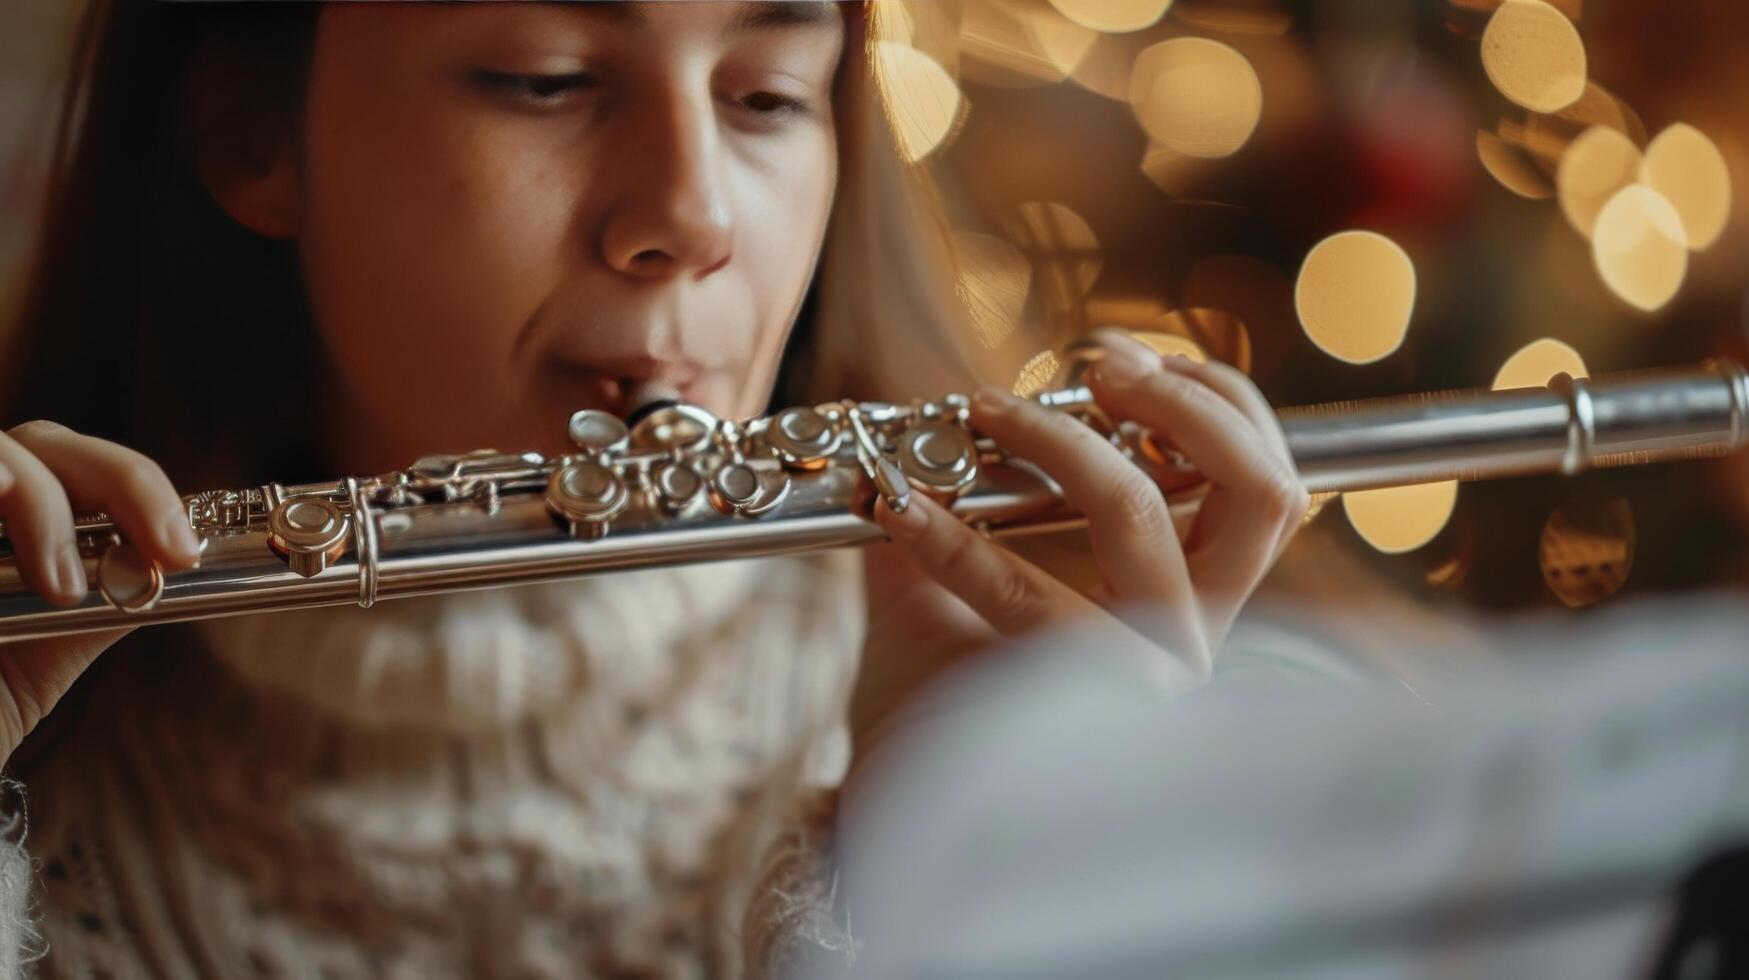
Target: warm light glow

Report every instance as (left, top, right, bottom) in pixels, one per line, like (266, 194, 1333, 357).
(1540, 497, 1634, 607)
(1172, 0, 1292, 36)
(1641, 123, 1733, 252)
(1295, 231, 1417, 364)
(1009, 202, 1103, 313)
(1085, 301, 1254, 372)
(1508, 81, 1646, 178)
(953, 232, 1033, 349)
(1343, 481, 1459, 554)
(1478, 130, 1553, 199)
(873, 42, 964, 163)
(1013, 350, 1062, 397)
(1493, 338, 1589, 390)
(1592, 184, 1689, 313)
(959, 0, 1099, 87)
(1128, 331, 1208, 362)
(1047, 0, 1173, 34)
(1481, 0, 1587, 114)
(1129, 38, 1263, 159)
(1557, 126, 1642, 238)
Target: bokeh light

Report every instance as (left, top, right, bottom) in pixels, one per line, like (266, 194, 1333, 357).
(1129, 330, 1208, 363)
(1556, 125, 1641, 238)
(953, 232, 1033, 349)
(1343, 481, 1460, 554)
(1047, 0, 1174, 34)
(873, 41, 964, 163)
(959, 0, 1099, 88)
(1640, 123, 1733, 252)
(1172, 0, 1292, 36)
(1008, 202, 1103, 319)
(1481, 0, 1587, 114)
(1012, 349, 1062, 397)
(1492, 338, 1588, 390)
(1592, 184, 1688, 312)
(1477, 130, 1553, 199)
(1540, 496, 1635, 607)
(1129, 38, 1263, 159)
(1504, 81, 1646, 179)
(1295, 231, 1417, 364)
(1085, 299, 1256, 372)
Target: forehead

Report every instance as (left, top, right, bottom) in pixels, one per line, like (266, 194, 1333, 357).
(580, 1, 843, 32)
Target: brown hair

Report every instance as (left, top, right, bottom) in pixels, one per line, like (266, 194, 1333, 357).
(2, 0, 328, 488)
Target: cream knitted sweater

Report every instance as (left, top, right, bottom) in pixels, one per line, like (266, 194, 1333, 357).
(0, 552, 863, 978)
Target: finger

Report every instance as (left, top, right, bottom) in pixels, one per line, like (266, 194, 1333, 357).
(1087, 340, 1307, 615)
(0, 626, 133, 752)
(8, 420, 200, 570)
(872, 491, 1098, 637)
(0, 431, 87, 605)
(968, 385, 1197, 614)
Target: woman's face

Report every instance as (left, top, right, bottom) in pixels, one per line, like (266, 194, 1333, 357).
(295, 2, 845, 470)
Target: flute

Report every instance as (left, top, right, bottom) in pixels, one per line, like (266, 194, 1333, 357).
(1, 359, 1744, 642)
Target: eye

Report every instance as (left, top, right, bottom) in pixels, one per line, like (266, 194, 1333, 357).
(470, 70, 597, 107)
(737, 90, 812, 119)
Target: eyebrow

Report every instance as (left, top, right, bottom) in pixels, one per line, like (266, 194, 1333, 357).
(581, 2, 840, 32)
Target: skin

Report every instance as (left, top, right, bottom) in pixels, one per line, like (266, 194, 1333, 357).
(0, 5, 1307, 771)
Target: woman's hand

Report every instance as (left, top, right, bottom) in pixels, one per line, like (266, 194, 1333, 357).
(0, 420, 201, 759)
(852, 330, 1309, 760)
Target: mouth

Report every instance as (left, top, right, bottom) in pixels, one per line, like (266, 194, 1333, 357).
(540, 361, 692, 419)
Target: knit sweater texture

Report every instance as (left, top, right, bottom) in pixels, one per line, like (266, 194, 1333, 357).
(0, 552, 863, 978)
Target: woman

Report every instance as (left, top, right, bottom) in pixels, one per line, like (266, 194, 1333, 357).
(0, 2, 1307, 976)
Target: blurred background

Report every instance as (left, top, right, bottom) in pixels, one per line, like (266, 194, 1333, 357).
(3, 0, 1745, 622)
(866, 0, 1749, 624)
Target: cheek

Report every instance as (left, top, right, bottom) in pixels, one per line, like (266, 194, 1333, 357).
(730, 138, 839, 410)
(297, 60, 580, 437)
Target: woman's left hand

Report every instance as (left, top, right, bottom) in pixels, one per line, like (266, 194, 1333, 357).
(852, 329, 1309, 758)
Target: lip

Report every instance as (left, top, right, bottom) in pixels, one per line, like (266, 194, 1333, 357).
(540, 361, 698, 418)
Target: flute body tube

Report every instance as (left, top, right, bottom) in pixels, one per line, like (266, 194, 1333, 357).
(0, 360, 1744, 642)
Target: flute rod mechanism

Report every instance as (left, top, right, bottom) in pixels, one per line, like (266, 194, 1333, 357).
(1, 359, 1744, 642)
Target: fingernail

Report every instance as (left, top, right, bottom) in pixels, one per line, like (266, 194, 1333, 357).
(1094, 340, 1155, 387)
(972, 385, 1014, 416)
(161, 510, 201, 560)
(882, 496, 928, 536)
(57, 544, 88, 602)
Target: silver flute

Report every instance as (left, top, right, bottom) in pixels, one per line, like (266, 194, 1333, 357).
(1, 358, 1745, 641)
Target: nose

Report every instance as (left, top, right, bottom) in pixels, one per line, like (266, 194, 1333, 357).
(599, 85, 735, 281)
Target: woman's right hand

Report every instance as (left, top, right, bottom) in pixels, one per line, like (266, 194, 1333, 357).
(0, 420, 202, 759)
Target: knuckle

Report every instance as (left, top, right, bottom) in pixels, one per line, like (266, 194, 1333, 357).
(8, 419, 70, 442)
(1105, 473, 1171, 540)
(989, 566, 1038, 625)
(1257, 467, 1309, 523)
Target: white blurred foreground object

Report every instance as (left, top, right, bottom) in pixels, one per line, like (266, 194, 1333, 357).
(824, 598, 1749, 979)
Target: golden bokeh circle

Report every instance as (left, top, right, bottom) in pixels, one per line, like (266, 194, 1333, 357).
(1295, 231, 1417, 364)
(1591, 184, 1689, 313)
(1641, 123, 1733, 252)
(1492, 338, 1589, 390)
(1128, 38, 1263, 159)
(1477, 130, 1554, 199)
(1047, 0, 1174, 34)
(1343, 481, 1460, 555)
(1481, 0, 1587, 114)
(1557, 125, 1642, 239)
(872, 42, 964, 163)
(959, 0, 1099, 88)
(1540, 496, 1634, 607)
